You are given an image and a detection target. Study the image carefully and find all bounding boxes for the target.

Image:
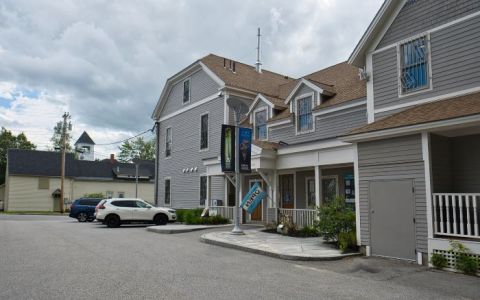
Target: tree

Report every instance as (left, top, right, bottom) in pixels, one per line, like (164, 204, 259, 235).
(50, 115, 73, 152)
(118, 137, 155, 162)
(0, 127, 36, 184)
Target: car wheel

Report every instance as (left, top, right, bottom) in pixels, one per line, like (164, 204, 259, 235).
(86, 218, 94, 222)
(154, 214, 168, 225)
(105, 215, 121, 228)
(77, 213, 88, 222)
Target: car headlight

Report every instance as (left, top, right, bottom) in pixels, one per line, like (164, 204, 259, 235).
(168, 209, 176, 214)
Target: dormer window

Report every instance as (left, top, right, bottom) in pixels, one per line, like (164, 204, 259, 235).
(183, 79, 190, 103)
(254, 109, 267, 140)
(296, 94, 314, 134)
(399, 35, 430, 95)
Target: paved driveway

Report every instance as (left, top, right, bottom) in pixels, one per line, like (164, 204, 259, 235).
(0, 214, 478, 300)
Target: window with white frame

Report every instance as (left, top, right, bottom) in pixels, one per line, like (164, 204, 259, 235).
(200, 114, 208, 150)
(322, 176, 338, 202)
(296, 96, 313, 133)
(399, 36, 430, 94)
(164, 179, 171, 205)
(183, 79, 190, 103)
(165, 127, 172, 157)
(199, 176, 207, 206)
(254, 109, 267, 140)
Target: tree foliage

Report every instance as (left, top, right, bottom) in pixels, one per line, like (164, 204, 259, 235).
(50, 117, 73, 153)
(0, 127, 36, 184)
(117, 137, 155, 162)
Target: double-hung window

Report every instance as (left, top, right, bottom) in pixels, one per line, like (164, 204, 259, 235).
(399, 36, 430, 94)
(165, 127, 172, 157)
(254, 109, 267, 140)
(296, 96, 313, 133)
(200, 114, 208, 150)
(183, 79, 190, 103)
(199, 176, 207, 206)
(164, 179, 171, 206)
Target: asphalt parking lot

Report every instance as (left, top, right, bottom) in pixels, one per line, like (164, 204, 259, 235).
(0, 214, 478, 300)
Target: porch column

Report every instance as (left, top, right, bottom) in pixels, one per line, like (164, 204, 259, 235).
(206, 175, 211, 208)
(273, 170, 278, 223)
(422, 132, 433, 266)
(315, 166, 322, 207)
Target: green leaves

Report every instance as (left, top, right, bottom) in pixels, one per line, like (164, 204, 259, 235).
(0, 127, 36, 184)
(117, 137, 155, 162)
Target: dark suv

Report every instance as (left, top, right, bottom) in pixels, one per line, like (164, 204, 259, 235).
(69, 198, 103, 222)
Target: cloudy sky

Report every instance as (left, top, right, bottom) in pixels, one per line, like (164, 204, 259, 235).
(0, 0, 383, 158)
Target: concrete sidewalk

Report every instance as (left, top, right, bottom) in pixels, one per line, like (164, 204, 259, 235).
(147, 224, 231, 234)
(201, 229, 361, 261)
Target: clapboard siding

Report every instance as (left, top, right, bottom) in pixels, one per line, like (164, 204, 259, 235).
(157, 96, 225, 209)
(358, 134, 427, 253)
(269, 99, 367, 145)
(377, 0, 480, 49)
(161, 69, 220, 116)
(373, 14, 480, 116)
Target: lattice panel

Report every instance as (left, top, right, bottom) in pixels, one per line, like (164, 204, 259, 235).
(433, 249, 480, 272)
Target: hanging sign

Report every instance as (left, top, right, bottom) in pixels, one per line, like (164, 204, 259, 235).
(221, 125, 235, 172)
(238, 127, 252, 173)
(240, 182, 266, 214)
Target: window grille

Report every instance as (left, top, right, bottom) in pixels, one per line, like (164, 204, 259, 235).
(297, 96, 313, 132)
(183, 80, 190, 103)
(255, 110, 267, 140)
(200, 114, 208, 149)
(164, 179, 171, 205)
(165, 127, 172, 157)
(400, 36, 429, 93)
(200, 176, 207, 206)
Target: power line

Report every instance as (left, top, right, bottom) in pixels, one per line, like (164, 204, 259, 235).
(95, 128, 154, 146)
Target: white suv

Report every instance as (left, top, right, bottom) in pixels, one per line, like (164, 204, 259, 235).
(95, 198, 176, 228)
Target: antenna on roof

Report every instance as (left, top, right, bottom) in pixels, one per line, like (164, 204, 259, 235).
(255, 27, 262, 73)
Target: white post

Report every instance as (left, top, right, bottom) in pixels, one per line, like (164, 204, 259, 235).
(422, 131, 433, 266)
(353, 144, 361, 246)
(314, 166, 322, 207)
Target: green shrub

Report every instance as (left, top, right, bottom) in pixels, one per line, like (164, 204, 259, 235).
(83, 193, 105, 198)
(314, 196, 356, 250)
(338, 230, 357, 253)
(278, 213, 297, 235)
(430, 253, 448, 269)
(297, 225, 319, 237)
(449, 241, 478, 275)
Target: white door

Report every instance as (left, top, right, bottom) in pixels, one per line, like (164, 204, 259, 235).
(132, 200, 155, 221)
(110, 200, 135, 220)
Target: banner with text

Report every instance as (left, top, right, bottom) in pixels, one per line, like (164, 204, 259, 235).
(238, 127, 252, 173)
(240, 182, 266, 214)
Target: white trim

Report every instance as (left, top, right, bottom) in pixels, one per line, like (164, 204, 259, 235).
(372, 10, 480, 56)
(223, 91, 229, 124)
(343, 114, 480, 142)
(199, 61, 225, 87)
(164, 177, 172, 206)
(164, 126, 172, 158)
(312, 99, 366, 117)
(314, 166, 321, 208)
(295, 92, 315, 135)
(396, 33, 433, 98)
(247, 94, 275, 117)
(159, 93, 219, 122)
(284, 78, 323, 105)
(375, 86, 480, 115)
(253, 107, 268, 141)
(182, 78, 191, 105)
(267, 118, 291, 128)
(422, 132, 434, 241)
(199, 112, 209, 152)
(277, 139, 350, 155)
(353, 144, 361, 246)
(366, 53, 375, 123)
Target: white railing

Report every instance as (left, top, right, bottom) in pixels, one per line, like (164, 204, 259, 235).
(278, 208, 317, 228)
(209, 206, 234, 220)
(432, 193, 480, 239)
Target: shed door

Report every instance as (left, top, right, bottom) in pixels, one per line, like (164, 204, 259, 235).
(370, 180, 416, 260)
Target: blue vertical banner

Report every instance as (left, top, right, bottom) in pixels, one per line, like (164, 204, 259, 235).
(240, 183, 266, 214)
(238, 127, 252, 173)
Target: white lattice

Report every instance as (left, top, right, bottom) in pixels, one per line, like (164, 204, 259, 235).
(432, 249, 480, 273)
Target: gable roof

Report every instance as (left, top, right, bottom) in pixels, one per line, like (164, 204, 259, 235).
(200, 54, 294, 97)
(74, 131, 95, 145)
(348, 0, 399, 66)
(345, 92, 480, 136)
(7, 149, 155, 180)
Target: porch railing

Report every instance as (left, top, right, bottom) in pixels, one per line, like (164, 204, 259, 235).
(432, 193, 480, 239)
(209, 206, 234, 220)
(278, 208, 317, 228)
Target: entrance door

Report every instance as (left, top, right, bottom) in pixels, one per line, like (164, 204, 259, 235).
(370, 180, 416, 260)
(249, 180, 263, 221)
(279, 174, 294, 209)
(306, 177, 316, 208)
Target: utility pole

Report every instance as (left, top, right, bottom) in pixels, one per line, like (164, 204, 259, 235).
(135, 163, 139, 198)
(59, 112, 71, 213)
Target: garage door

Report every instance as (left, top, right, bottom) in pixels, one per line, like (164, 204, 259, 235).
(370, 180, 416, 260)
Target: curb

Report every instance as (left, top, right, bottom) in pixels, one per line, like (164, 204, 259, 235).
(200, 234, 362, 261)
(146, 224, 231, 234)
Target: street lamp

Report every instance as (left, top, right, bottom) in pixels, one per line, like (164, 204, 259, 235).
(226, 97, 249, 235)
